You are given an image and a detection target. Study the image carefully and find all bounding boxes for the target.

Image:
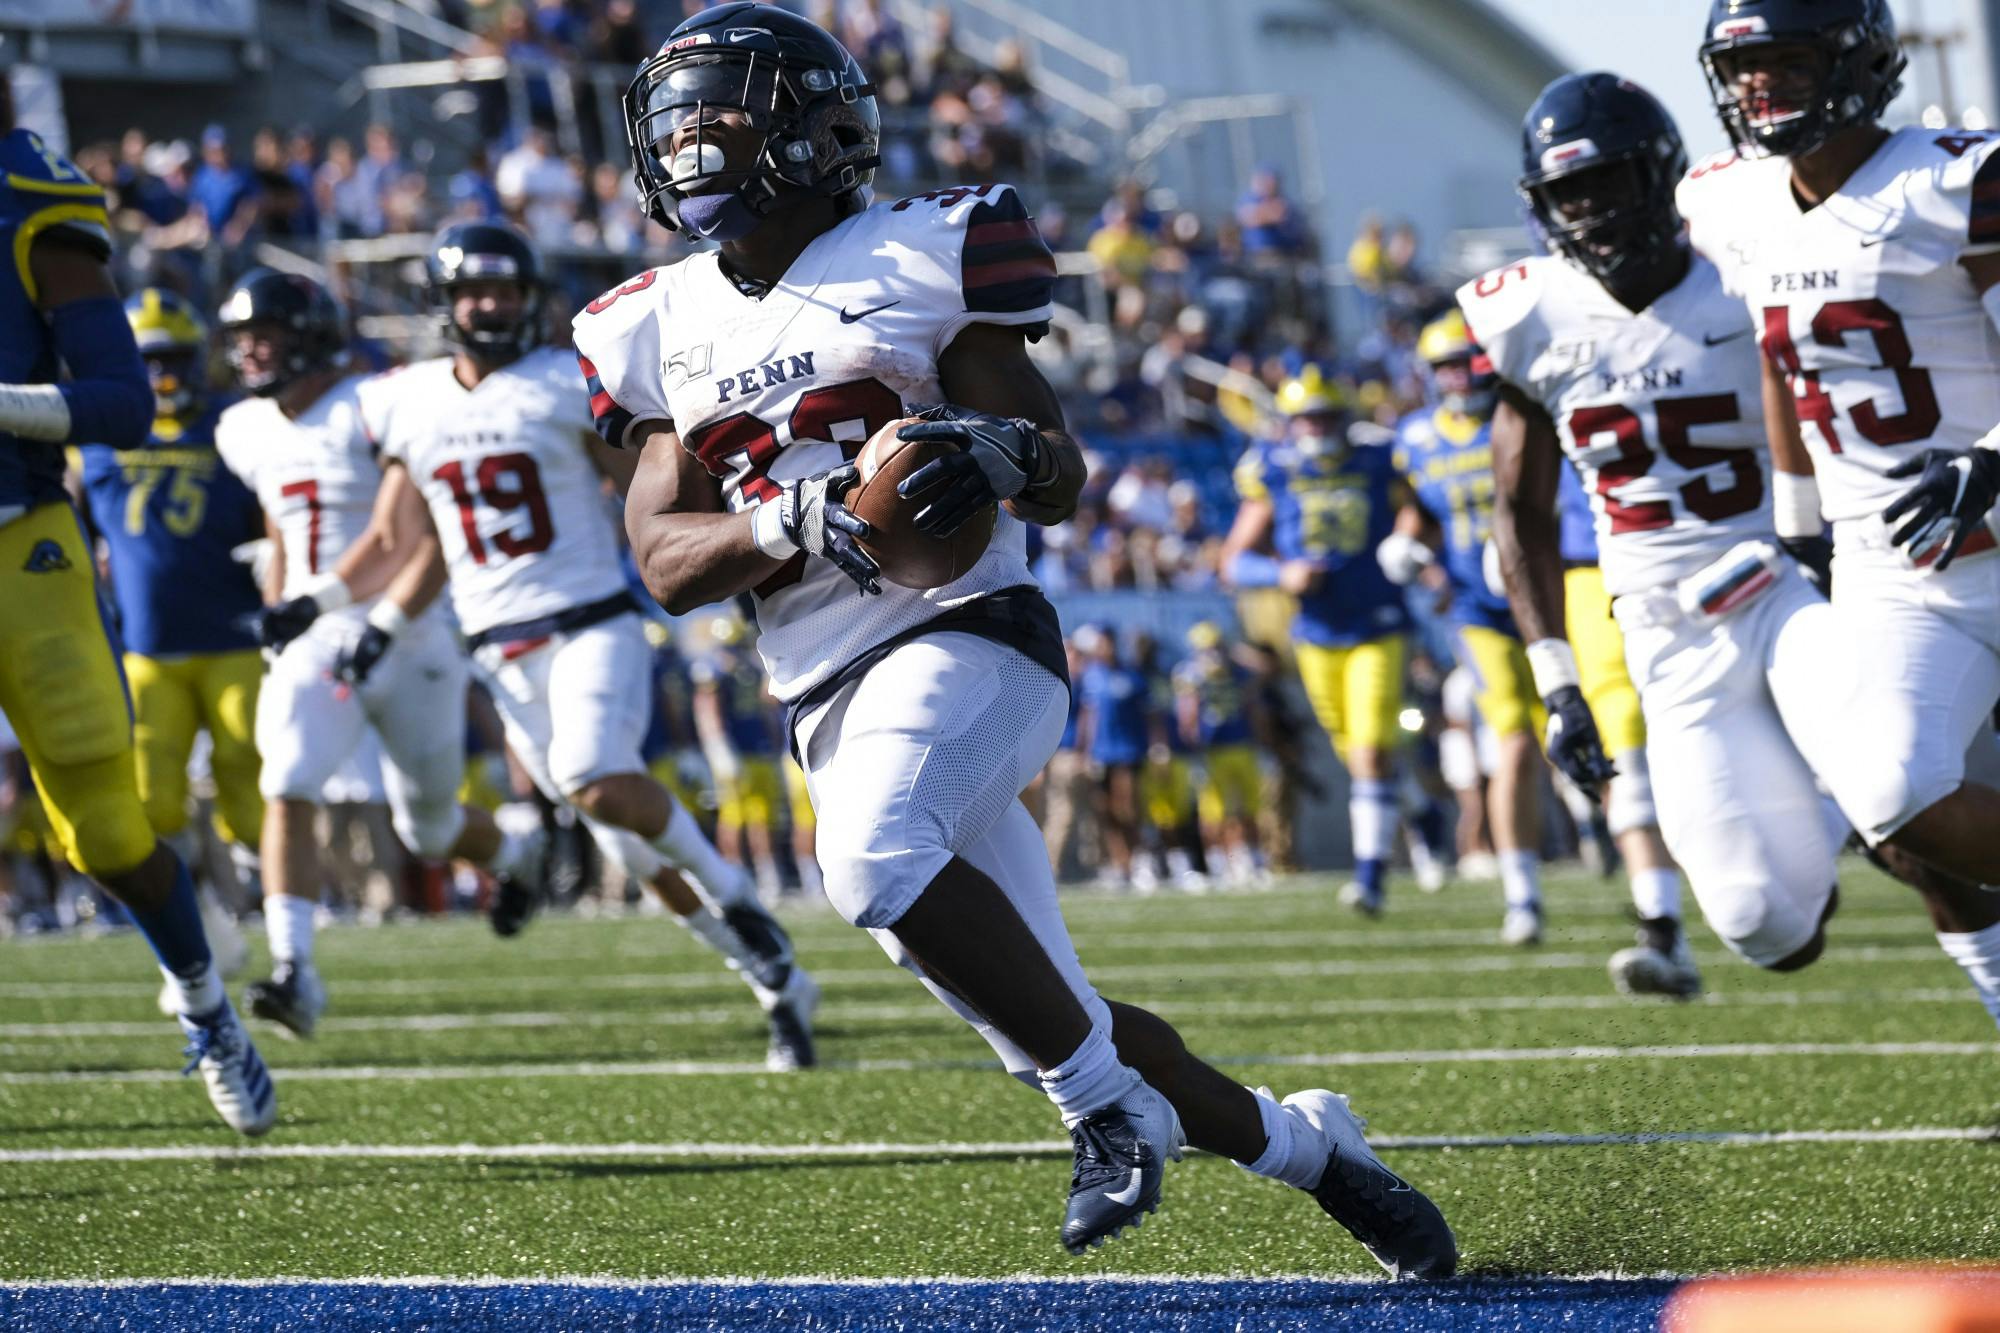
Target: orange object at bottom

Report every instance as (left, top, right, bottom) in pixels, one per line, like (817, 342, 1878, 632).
(1665, 1268, 2000, 1333)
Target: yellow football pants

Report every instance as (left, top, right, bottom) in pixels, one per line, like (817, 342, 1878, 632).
(123, 649, 263, 845)
(1295, 635, 1406, 761)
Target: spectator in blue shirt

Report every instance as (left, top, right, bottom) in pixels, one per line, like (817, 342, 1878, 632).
(190, 124, 258, 248)
(1235, 166, 1308, 258)
(1075, 626, 1150, 888)
(447, 146, 505, 223)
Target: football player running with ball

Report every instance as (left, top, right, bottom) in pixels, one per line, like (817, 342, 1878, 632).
(331, 222, 819, 1071)
(1680, 0, 2000, 1018)
(581, 3, 1455, 1272)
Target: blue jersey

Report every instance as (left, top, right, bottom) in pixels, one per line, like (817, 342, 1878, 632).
(1174, 652, 1255, 747)
(1233, 438, 1410, 647)
(1394, 407, 1516, 635)
(77, 401, 263, 658)
(1080, 662, 1149, 766)
(1557, 464, 1600, 565)
(695, 651, 779, 756)
(640, 641, 693, 762)
(1144, 667, 1193, 756)
(0, 129, 114, 511)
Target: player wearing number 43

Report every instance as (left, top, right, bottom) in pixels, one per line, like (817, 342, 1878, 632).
(1467, 64, 2000, 1029)
(579, 0, 1456, 1274)
(334, 221, 819, 1071)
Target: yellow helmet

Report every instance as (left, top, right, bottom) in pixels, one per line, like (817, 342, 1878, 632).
(126, 287, 208, 354)
(1416, 310, 1476, 367)
(1276, 366, 1349, 419)
(1185, 620, 1223, 653)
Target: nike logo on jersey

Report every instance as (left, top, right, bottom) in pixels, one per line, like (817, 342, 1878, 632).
(1105, 1168, 1145, 1206)
(838, 299, 901, 323)
(1702, 329, 1752, 346)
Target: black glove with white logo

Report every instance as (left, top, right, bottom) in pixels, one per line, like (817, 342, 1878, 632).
(1883, 447, 2000, 572)
(895, 403, 1050, 537)
(334, 625, 394, 686)
(774, 465, 881, 595)
(1543, 685, 1617, 795)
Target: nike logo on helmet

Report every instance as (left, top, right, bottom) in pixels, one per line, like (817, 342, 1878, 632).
(838, 299, 901, 323)
(1104, 1168, 1145, 1206)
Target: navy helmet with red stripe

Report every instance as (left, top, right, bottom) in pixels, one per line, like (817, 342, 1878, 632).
(427, 221, 545, 365)
(1699, 0, 1904, 160)
(1519, 73, 1687, 304)
(621, 1, 879, 242)
(216, 268, 347, 399)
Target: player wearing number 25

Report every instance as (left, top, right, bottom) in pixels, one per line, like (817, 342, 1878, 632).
(75, 289, 265, 856)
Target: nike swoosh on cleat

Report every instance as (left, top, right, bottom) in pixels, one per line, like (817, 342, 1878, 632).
(1702, 329, 1752, 346)
(1105, 1168, 1145, 1206)
(839, 299, 901, 323)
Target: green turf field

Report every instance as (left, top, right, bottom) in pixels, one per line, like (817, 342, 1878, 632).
(2, 861, 1997, 1282)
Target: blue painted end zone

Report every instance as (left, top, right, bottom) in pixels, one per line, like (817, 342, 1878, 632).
(0, 1277, 1679, 1332)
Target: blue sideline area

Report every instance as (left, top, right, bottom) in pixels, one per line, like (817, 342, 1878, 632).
(0, 1277, 1680, 1332)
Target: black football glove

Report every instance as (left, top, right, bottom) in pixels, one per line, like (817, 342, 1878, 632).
(1542, 685, 1617, 795)
(334, 624, 395, 687)
(1779, 534, 1834, 597)
(1883, 447, 2000, 572)
(257, 595, 324, 652)
(895, 403, 1050, 537)
(777, 464, 881, 595)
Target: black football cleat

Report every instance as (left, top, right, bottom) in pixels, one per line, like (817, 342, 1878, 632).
(760, 968, 819, 1071)
(243, 962, 326, 1040)
(1285, 1088, 1458, 1279)
(488, 873, 538, 938)
(1060, 1083, 1184, 1254)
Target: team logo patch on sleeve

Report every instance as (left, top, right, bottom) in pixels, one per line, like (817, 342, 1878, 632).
(23, 539, 71, 573)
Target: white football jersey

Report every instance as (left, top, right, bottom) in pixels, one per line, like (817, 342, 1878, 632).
(1678, 130, 2000, 524)
(359, 349, 627, 637)
(1459, 253, 1771, 597)
(572, 183, 1056, 701)
(215, 374, 382, 607)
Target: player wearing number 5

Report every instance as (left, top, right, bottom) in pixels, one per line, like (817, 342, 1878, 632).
(349, 223, 818, 1070)
(1220, 368, 1413, 916)
(75, 290, 264, 890)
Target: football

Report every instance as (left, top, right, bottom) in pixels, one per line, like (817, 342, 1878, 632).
(846, 417, 997, 590)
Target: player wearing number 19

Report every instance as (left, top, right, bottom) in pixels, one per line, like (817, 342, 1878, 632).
(345, 221, 819, 1070)
(214, 268, 541, 1040)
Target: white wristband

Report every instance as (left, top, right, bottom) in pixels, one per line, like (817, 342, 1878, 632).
(1770, 470, 1822, 541)
(751, 500, 793, 559)
(365, 600, 409, 635)
(301, 571, 352, 612)
(1526, 638, 1581, 697)
(0, 383, 73, 443)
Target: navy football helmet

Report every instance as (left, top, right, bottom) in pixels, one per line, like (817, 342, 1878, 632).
(215, 268, 347, 399)
(621, 1, 880, 241)
(1699, 0, 1904, 159)
(426, 220, 545, 364)
(1519, 73, 1687, 301)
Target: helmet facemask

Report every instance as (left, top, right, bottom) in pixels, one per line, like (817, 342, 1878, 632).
(1700, 20, 1904, 160)
(142, 348, 205, 420)
(624, 41, 878, 242)
(435, 270, 543, 366)
(1522, 150, 1685, 305)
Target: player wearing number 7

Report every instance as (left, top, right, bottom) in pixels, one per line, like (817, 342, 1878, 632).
(213, 268, 544, 1039)
(339, 222, 820, 1071)
(1680, 0, 2000, 972)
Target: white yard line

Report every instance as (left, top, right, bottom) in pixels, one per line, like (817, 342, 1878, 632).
(0, 1270, 1687, 1288)
(0, 943, 1960, 1001)
(0, 986, 1975, 1042)
(0, 1038, 1990, 1086)
(1, 1124, 1992, 1166)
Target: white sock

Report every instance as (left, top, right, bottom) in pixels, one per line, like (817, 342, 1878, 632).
(159, 961, 224, 1016)
(1236, 1085, 1326, 1189)
(1936, 922, 2000, 1029)
(1498, 850, 1541, 911)
(676, 905, 764, 989)
(1038, 1022, 1141, 1122)
(650, 800, 749, 906)
(264, 893, 317, 966)
(1629, 867, 1682, 922)
(1349, 779, 1397, 862)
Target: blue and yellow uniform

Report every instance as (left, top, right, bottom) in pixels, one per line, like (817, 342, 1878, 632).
(0, 129, 161, 878)
(1140, 662, 1193, 831)
(74, 291, 266, 848)
(1557, 466, 1646, 758)
(641, 625, 709, 816)
(1234, 433, 1410, 761)
(1395, 405, 1544, 741)
(694, 647, 783, 833)
(1175, 635, 1261, 827)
